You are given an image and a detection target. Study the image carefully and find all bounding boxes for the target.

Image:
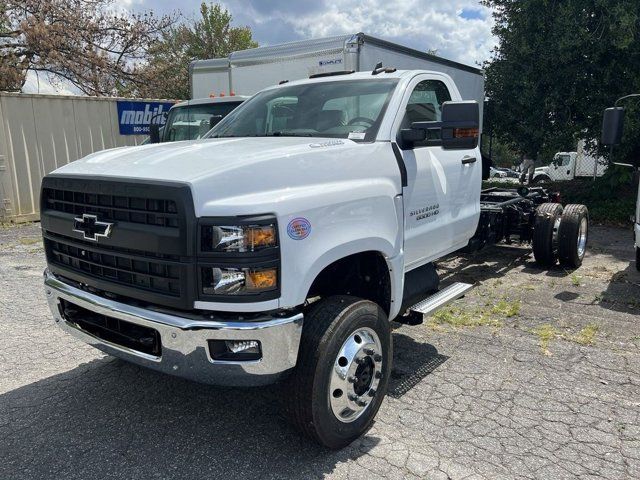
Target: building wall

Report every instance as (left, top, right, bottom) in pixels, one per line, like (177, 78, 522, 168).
(0, 93, 152, 221)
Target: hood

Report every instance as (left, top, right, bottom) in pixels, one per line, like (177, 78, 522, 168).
(52, 137, 356, 183)
(49, 137, 398, 217)
(535, 166, 549, 174)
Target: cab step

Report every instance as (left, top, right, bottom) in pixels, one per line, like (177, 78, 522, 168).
(397, 282, 474, 325)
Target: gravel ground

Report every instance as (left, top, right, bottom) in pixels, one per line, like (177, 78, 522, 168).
(1, 222, 639, 480)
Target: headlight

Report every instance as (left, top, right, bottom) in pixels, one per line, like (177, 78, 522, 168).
(202, 224, 277, 252)
(202, 267, 278, 295)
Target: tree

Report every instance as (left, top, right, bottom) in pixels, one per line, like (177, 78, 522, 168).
(0, 0, 174, 95)
(132, 3, 258, 100)
(483, 0, 640, 164)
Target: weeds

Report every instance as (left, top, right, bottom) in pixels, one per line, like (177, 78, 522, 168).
(572, 324, 599, 346)
(428, 297, 520, 330)
(570, 273, 582, 286)
(532, 324, 560, 355)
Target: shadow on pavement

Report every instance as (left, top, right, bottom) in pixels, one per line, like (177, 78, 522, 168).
(596, 262, 640, 314)
(0, 357, 380, 480)
(388, 332, 448, 399)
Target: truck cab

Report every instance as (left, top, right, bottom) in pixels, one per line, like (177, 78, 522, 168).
(146, 96, 247, 144)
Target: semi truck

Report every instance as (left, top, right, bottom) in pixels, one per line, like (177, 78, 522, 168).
(41, 54, 589, 448)
(533, 140, 607, 183)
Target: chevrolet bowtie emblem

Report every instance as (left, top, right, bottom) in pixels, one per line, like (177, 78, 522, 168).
(73, 214, 114, 242)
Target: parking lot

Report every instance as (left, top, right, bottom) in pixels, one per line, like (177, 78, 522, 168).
(1, 222, 639, 480)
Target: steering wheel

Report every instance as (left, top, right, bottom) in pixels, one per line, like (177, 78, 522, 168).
(347, 117, 375, 127)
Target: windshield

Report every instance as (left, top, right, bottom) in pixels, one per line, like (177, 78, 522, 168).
(207, 79, 399, 142)
(164, 102, 243, 142)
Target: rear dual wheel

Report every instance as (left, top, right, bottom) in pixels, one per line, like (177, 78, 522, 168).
(284, 296, 392, 449)
(533, 203, 589, 268)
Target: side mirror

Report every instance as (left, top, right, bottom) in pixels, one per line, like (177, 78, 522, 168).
(149, 124, 161, 144)
(601, 107, 624, 146)
(400, 128, 426, 147)
(405, 101, 480, 150)
(209, 115, 223, 130)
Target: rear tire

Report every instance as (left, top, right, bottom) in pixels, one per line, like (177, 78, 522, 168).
(636, 247, 640, 272)
(533, 203, 563, 267)
(558, 204, 589, 268)
(284, 296, 391, 449)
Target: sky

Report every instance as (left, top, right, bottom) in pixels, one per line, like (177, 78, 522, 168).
(23, 0, 497, 94)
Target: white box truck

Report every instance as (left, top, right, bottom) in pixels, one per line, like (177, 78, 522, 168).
(190, 32, 485, 130)
(533, 140, 607, 183)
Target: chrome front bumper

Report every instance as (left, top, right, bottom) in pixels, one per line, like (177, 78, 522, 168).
(44, 270, 303, 386)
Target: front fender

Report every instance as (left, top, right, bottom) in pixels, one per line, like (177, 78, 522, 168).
(276, 185, 403, 312)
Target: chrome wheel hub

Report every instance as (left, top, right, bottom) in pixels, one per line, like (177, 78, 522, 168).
(577, 217, 588, 258)
(329, 327, 382, 423)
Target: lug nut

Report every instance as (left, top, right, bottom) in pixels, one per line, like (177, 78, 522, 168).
(368, 389, 376, 397)
(355, 357, 365, 365)
(373, 354, 382, 362)
(356, 399, 367, 407)
(364, 348, 374, 355)
(348, 394, 358, 402)
(347, 376, 357, 384)
(375, 371, 382, 379)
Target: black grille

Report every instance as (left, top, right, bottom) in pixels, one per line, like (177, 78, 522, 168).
(41, 176, 197, 309)
(42, 187, 179, 228)
(60, 299, 161, 357)
(45, 233, 183, 297)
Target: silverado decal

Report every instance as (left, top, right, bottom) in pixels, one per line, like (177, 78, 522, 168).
(410, 204, 440, 221)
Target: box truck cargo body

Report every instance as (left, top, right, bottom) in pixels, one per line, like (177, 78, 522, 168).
(190, 33, 485, 129)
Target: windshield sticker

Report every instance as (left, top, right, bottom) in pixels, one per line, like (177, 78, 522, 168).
(309, 140, 344, 148)
(348, 131, 366, 140)
(287, 218, 311, 240)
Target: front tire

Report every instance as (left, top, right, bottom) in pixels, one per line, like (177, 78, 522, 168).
(284, 296, 392, 449)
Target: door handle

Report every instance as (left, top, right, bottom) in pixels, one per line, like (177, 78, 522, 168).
(461, 155, 477, 165)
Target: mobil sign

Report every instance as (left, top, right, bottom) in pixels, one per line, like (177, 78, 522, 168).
(116, 100, 175, 135)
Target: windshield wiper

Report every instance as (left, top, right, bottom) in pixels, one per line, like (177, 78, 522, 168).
(269, 131, 314, 137)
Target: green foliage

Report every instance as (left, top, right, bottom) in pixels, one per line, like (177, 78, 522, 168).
(484, 175, 638, 225)
(129, 2, 257, 99)
(483, 0, 640, 165)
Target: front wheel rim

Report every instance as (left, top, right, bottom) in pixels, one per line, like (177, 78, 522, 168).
(329, 327, 383, 423)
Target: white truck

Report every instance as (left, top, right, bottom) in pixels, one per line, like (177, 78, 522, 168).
(601, 104, 640, 270)
(41, 67, 589, 449)
(533, 140, 607, 183)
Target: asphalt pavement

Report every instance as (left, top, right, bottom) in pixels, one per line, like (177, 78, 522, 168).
(1, 223, 639, 479)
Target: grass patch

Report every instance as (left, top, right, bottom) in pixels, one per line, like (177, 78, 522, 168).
(491, 298, 521, 317)
(18, 237, 41, 246)
(430, 306, 502, 328)
(428, 297, 520, 330)
(570, 273, 582, 287)
(572, 323, 599, 346)
(532, 324, 560, 355)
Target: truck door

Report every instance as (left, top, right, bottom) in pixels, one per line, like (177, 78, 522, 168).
(395, 76, 481, 268)
(551, 153, 573, 181)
